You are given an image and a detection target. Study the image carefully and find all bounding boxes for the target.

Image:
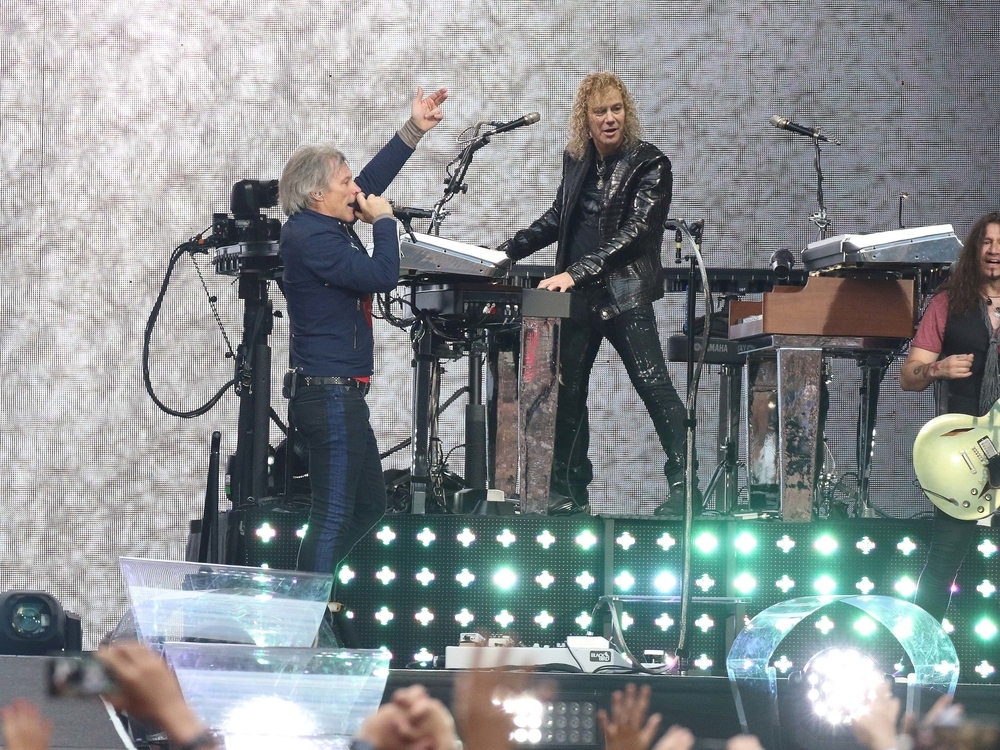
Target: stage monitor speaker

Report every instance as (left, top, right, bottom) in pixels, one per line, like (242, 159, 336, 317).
(0, 654, 129, 749)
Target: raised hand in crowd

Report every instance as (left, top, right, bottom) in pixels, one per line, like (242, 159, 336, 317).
(96, 642, 217, 750)
(452, 667, 526, 750)
(0, 699, 52, 750)
(852, 681, 901, 750)
(599, 684, 662, 750)
(726, 735, 765, 750)
(357, 684, 459, 750)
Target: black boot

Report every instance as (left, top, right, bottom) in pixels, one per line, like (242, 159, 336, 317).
(654, 462, 702, 517)
(548, 490, 590, 516)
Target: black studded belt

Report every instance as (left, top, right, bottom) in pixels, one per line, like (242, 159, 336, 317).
(295, 375, 369, 394)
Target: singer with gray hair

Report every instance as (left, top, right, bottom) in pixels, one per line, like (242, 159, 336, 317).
(278, 86, 447, 575)
(496, 72, 692, 517)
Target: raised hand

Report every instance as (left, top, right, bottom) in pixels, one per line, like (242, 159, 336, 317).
(598, 684, 662, 750)
(411, 86, 448, 132)
(0, 700, 52, 750)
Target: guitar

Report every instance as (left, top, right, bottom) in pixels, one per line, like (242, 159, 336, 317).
(913, 402, 1000, 520)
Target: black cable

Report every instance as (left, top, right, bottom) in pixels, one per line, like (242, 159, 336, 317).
(142, 240, 235, 418)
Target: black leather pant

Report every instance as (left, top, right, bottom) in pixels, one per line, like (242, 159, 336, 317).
(551, 303, 686, 504)
(913, 508, 979, 622)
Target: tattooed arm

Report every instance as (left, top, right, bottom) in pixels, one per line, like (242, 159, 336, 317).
(900, 346, 974, 391)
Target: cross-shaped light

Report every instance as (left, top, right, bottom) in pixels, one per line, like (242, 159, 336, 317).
(694, 614, 714, 632)
(535, 570, 555, 588)
(775, 575, 795, 593)
(455, 609, 475, 627)
(413, 648, 434, 664)
(455, 568, 476, 587)
(258, 563, 269, 569)
(657, 532, 677, 551)
(496, 529, 517, 547)
(416, 528, 436, 547)
(495, 610, 514, 628)
(376, 526, 396, 545)
(493, 568, 517, 589)
(975, 660, 996, 678)
(615, 571, 635, 591)
(415, 608, 435, 626)
(620, 611, 634, 630)
(576, 612, 593, 629)
(856, 536, 876, 554)
(694, 654, 714, 670)
(576, 571, 596, 589)
(776, 535, 795, 553)
(856, 576, 875, 595)
(654, 572, 677, 592)
(415, 567, 436, 586)
(576, 530, 598, 550)
(374, 606, 394, 625)
(255, 523, 276, 543)
(296, 523, 309, 539)
(456, 528, 476, 547)
(733, 532, 757, 554)
(813, 534, 838, 555)
(733, 572, 757, 594)
(655, 613, 674, 631)
(892, 617, 915, 640)
(942, 618, 955, 634)
(616, 532, 637, 550)
(977, 579, 996, 597)
(338, 565, 356, 585)
(695, 573, 715, 591)
(695, 533, 718, 553)
(376, 566, 396, 585)
(813, 575, 836, 595)
(894, 576, 917, 598)
(975, 618, 998, 639)
(534, 611, 554, 628)
(897, 537, 918, 556)
(854, 616, 877, 636)
(814, 615, 835, 634)
(536, 530, 556, 549)
(773, 655, 793, 673)
(979, 539, 998, 558)
(933, 660, 957, 675)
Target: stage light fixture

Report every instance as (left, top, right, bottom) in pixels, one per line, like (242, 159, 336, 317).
(813, 575, 837, 594)
(695, 532, 718, 553)
(813, 534, 838, 555)
(734, 532, 757, 554)
(0, 591, 80, 655)
(974, 617, 998, 640)
(801, 647, 882, 725)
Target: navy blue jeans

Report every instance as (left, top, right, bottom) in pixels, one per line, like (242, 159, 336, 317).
(290, 384, 386, 574)
(913, 508, 979, 622)
(553, 303, 686, 504)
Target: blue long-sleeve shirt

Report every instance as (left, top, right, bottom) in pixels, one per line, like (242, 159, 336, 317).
(280, 134, 412, 376)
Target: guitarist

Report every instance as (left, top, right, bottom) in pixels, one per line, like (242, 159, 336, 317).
(900, 211, 1000, 622)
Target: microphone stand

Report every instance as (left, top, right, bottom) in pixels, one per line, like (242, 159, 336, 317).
(808, 135, 833, 239)
(430, 133, 492, 235)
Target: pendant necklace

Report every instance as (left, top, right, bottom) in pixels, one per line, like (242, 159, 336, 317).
(988, 294, 1000, 318)
(595, 159, 608, 190)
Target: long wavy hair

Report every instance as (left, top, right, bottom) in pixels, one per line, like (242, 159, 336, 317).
(566, 72, 642, 160)
(940, 212, 1000, 316)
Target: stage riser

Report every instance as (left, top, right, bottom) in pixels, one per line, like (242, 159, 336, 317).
(239, 512, 1000, 684)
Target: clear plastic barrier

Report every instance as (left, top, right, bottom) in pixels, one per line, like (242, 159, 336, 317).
(119, 558, 333, 647)
(163, 643, 391, 750)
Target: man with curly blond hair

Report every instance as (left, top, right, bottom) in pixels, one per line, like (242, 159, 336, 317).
(497, 72, 691, 517)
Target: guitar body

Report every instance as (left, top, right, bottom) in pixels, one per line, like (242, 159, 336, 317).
(913, 402, 1000, 521)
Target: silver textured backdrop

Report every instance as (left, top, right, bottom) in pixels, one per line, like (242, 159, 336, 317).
(2, 0, 998, 645)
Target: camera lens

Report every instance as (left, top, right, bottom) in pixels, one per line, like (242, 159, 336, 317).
(12, 598, 52, 637)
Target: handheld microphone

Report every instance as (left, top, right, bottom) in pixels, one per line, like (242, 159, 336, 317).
(486, 112, 541, 136)
(769, 115, 841, 145)
(388, 202, 434, 221)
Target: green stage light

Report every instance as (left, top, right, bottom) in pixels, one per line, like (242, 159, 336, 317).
(536, 530, 556, 549)
(696, 573, 716, 591)
(854, 616, 877, 636)
(694, 613, 715, 632)
(773, 655, 793, 673)
(376, 526, 396, 544)
(894, 576, 917, 598)
(575, 611, 593, 629)
(375, 606, 394, 625)
(654, 571, 677, 592)
(415, 608, 434, 626)
(495, 610, 514, 628)
(415, 568, 435, 586)
(733, 572, 757, 594)
(814, 615, 835, 634)
(942, 618, 955, 634)
(376, 566, 396, 585)
(535, 571, 555, 589)
(775, 575, 795, 593)
(296, 523, 308, 539)
(417, 528, 436, 546)
(813, 575, 836, 594)
(695, 532, 718, 554)
(496, 529, 517, 547)
(856, 536, 876, 554)
(455, 609, 474, 627)
(576, 530, 598, 550)
(856, 576, 875, 595)
(455, 568, 475, 587)
(338, 566, 355, 585)
(657, 532, 677, 551)
(734, 532, 757, 554)
(776, 534, 796, 553)
(457, 528, 476, 547)
(694, 654, 713, 670)
(976, 580, 996, 597)
(493, 568, 517, 590)
(255, 522, 276, 543)
(813, 534, 838, 555)
(413, 648, 434, 665)
(979, 539, 998, 558)
(975, 617, 998, 640)
(975, 660, 996, 678)
(615, 571, 636, 591)
(655, 613, 675, 631)
(576, 571, 596, 589)
(616, 532, 637, 550)
(534, 611, 555, 628)
(620, 611, 634, 630)
(897, 537, 918, 556)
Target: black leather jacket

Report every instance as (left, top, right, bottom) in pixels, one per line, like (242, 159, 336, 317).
(498, 139, 672, 320)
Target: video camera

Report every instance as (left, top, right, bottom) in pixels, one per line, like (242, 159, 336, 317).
(209, 179, 282, 246)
